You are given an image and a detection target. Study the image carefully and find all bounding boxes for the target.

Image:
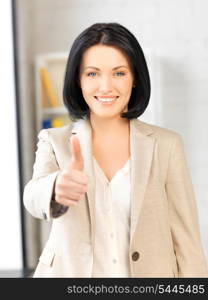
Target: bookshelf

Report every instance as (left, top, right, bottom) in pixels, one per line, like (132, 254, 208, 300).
(34, 52, 73, 249)
(34, 52, 72, 133)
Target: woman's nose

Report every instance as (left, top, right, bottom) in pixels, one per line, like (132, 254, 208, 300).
(98, 76, 113, 92)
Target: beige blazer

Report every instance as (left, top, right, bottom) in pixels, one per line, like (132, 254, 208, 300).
(23, 117, 208, 277)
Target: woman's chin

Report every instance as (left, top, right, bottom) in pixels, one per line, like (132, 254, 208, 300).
(90, 109, 123, 119)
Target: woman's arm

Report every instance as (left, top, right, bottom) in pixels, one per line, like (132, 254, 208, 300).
(165, 133, 208, 277)
(23, 129, 68, 221)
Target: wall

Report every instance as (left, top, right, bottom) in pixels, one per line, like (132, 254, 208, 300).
(16, 0, 208, 268)
(0, 0, 23, 272)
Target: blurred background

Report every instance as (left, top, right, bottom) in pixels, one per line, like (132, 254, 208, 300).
(1, 0, 208, 277)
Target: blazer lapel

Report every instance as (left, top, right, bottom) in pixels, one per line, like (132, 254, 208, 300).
(130, 119, 155, 243)
(71, 117, 96, 247)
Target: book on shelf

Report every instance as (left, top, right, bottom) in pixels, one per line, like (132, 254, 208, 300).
(42, 116, 69, 129)
(40, 67, 62, 108)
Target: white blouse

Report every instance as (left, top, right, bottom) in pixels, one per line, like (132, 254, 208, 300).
(92, 156, 131, 277)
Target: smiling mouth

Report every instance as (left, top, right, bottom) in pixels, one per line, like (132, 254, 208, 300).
(94, 96, 119, 104)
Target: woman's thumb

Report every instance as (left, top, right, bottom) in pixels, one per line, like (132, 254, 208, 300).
(69, 135, 84, 171)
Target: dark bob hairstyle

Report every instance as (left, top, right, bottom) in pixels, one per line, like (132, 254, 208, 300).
(63, 22, 151, 121)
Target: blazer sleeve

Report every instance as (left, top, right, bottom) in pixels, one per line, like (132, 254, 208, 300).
(165, 133, 208, 277)
(23, 129, 68, 221)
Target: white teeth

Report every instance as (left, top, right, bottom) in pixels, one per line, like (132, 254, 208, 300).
(96, 97, 117, 102)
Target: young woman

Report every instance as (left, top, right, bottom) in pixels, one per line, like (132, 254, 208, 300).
(24, 22, 208, 278)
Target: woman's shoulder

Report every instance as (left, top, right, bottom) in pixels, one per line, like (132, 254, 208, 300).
(134, 118, 183, 140)
(37, 124, 72, 142)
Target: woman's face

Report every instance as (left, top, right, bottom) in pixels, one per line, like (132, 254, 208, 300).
(79, 44, 134, 120)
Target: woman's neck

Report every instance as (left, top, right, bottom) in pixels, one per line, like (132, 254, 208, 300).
(89, 115, 130, 139)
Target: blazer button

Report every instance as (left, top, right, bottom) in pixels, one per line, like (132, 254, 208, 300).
(132, 251, 140, 261)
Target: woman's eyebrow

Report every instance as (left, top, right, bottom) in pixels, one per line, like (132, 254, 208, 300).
(83, 65, 129, 70)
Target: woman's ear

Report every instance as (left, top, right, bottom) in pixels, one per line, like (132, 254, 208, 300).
(133, 77, 137, 87)
(76, 77, 80, 87)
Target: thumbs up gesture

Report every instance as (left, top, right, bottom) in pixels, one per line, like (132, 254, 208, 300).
(54, 135, 88, 207)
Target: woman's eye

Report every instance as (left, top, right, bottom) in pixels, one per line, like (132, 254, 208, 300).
(115, 72, 125, 76)
(86, 71, 125, 77)
(87, 72, 97, 77)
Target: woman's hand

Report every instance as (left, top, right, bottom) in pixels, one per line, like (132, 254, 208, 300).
(54, 135, 88, 206)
